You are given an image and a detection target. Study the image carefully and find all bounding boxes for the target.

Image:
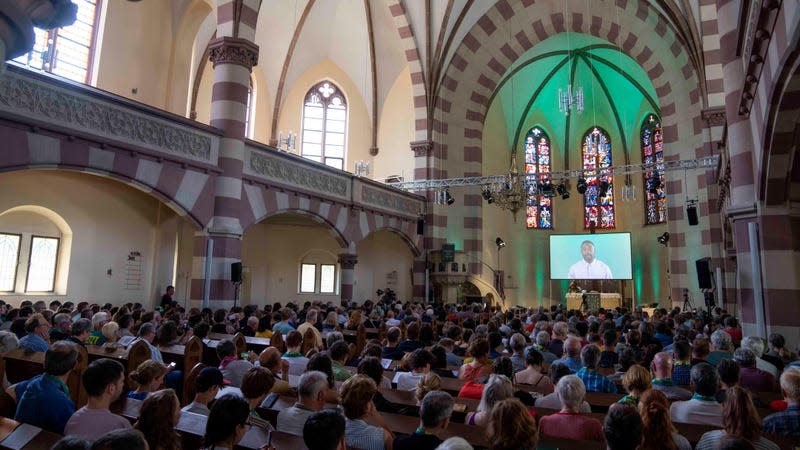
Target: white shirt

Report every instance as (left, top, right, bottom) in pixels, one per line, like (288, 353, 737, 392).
(669, 398, 723, 427)
(394, 371, 425, 391)
(567, 259, 612, 279)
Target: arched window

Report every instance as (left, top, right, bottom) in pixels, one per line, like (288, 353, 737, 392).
(524, 127, 553, 229)
(301, 81, 347, 170)
(13, 0, 103, 84)
(582, 127, 615, 228)
(298, 251, 338, 295)
(641, 114, 666, 224)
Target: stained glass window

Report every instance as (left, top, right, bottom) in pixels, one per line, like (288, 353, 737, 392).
(13, 0, 102, 84)
(302, 81, 347, 170)
(524, 127, 553, 229)
(642, 114, 666, 224)
(582, 127, 615, 228)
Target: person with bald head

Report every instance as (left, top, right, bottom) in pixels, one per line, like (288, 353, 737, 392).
(552, 336, 583, 373)
(651, 352, 692, 401)
(258, 346, 293, 396)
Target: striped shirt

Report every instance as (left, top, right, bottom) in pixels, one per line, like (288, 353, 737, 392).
(695, 430, 779, 450)
(345, 417, 385, 450)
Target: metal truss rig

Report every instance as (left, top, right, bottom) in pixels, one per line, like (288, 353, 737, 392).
(385, 155, 720, 191)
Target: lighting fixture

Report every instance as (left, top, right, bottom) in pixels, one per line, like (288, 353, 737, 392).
(556, 182, 570, 200)
(657, 232, 670, 246)
(481, 187, 494, 204)
(495, 237, 506, 249)
(540, 180, 555, 198)
(445, 189, 455, 205)
(598, 180, 610, 198)
(558, 85, 584, 115)
(577, 177, 587, 195)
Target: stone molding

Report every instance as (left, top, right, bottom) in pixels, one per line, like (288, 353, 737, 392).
(208, 37, 259, 70)
(701, 107, 727, 127)
(362, 185, 422, 216)
(247, 149, 350, 199)
(410, 139, 433, 157)
(337, 253, 358, 269)
(0, 70, 216, 162)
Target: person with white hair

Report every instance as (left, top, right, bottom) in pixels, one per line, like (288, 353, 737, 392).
(435, 437, 473, 450)
(86, 312, 110, 345)
(464, 374, 514, 427)
(707, 329, 734, 366)
(741, 336, 779, 378)
(508, 333, 527, 373)
(527, 330, 557, 363)
(276, 371, 329, 436)
(297, 308, 323, 349)
(538, 375, 604, 442)
(393, 390, 454, 450)
(762, 367, 800, 436)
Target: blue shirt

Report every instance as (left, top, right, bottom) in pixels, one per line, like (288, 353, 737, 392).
(272, 322, 295, 336)
(576, 367, 618, 393)
(552, 356, 582, 373)
(762, 405, 800, 437)
(672, 363, 691, 386)
(15, 374, 75, 434)
(18, 333, 48, 352)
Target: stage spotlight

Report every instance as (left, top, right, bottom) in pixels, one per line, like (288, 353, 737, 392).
(445, 189, 455, 205)
(540, 181, 555, 197)
(481, 187, 494, 204)
(657, 232, 670, 246)
(598, 180, 610, 197)
(556, 182, 570, 200)
(648, 178, 661, 195)
(495, 237, 506, 249)
(577, 177, 587, 194)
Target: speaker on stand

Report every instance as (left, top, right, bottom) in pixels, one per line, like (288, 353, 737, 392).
(231, 262, 243, 307)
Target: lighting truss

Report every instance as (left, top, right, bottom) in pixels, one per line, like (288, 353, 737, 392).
(386, 155, 719, 192)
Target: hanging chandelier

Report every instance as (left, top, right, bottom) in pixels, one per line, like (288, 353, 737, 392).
(490, 153, 528, 221)
(558, 84, 584, 115)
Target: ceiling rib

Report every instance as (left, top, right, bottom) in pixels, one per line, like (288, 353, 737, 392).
(580, 53, 630, 165)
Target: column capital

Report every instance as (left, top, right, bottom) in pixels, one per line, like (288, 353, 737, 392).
(410, 139, 433, 157)
(701, 107, 726, 127)
(208, 36, 259, 70)
(338, 253, 358, 269)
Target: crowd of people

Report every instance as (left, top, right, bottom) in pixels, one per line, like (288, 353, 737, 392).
(0, 297, 797, 450)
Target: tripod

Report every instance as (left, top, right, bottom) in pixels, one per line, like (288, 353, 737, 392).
(682, 290, 693, 312)
(579, 292, 589, 312)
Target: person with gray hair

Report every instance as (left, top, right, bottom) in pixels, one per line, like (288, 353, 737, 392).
(465, 374, 513, 427)
(276, 370, 329, 436)
(576, 343, 617, 393)
(326, 330, 344, 351)
(68, 318, 92, 349)
(538, 375, 604, 442)
(669, 362, 723, 426)
(298, 308, 323, 349)
(393, 390, 454, 450)
(0, 330, 19, 353)
(741, 336, 779, 377)
(708, 329, 734, 366)
(552, 336, 582, 372)
(86, 312, 110, 345)
(527, 330, 557, 363)
(134, 322, 164, 364)
(50, 313, 72, 341)
(734, 347, 777, 392)
(508, 333, 527, 373)
(435, 437, 473, 450)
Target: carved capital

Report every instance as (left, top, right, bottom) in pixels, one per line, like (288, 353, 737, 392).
(701, 107, 726, 127)
(338, 253, 358, 269)
(410, 139, 433, 157)
(369, 146, 379, 156)
(208, 37, 259, 70)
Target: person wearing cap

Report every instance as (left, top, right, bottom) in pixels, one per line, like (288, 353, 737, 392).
(65, 358, 132, 440)
(183, 367, 228, 415)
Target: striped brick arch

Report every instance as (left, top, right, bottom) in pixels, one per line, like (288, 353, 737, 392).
(432, 0, 709, 302)
(0, 123, 215, 229)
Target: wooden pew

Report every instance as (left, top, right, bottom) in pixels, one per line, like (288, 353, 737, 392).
(3, 346, 88, 409)
(0, 422, 61, 450)
(207, 333, 270, 353)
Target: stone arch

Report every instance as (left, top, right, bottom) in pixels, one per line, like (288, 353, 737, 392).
(359, 227, 422, 257)
(248, 208, 349, 249)
(166, 0, 215, 115)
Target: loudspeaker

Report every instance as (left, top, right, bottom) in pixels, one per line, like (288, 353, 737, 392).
(695, 257, 713, 290)
(231, 262, 243, 283)
(416, 216, 424, 235)
(687, 205, 699, 226)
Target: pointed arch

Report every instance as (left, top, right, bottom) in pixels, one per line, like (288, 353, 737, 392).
(641, 114, 666, 224)
(523, 126, 553, 230)
(301, 80, 348, 170)
(581, 126, 614, 229)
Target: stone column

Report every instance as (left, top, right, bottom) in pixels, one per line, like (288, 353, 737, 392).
(338, 253, 358, 303)
(191, 36, 258, 308)
(0, 1, 77, 69)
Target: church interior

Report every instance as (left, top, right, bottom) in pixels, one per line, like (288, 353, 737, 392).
(0, 0, 797, 343)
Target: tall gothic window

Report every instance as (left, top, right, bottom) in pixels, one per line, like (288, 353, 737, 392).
(582, 127, 615, 228)
(524, 127, 553, 229)
(641, 114, 666, 224)
(13, 0, 103, 84)
(301, 81, 347, 170)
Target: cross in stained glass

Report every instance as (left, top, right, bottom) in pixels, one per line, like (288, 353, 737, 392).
(318, 83, 336, 98)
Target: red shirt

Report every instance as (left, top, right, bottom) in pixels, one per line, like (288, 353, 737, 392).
(457, 381, 484, 400)
(538, 412, 605, 442)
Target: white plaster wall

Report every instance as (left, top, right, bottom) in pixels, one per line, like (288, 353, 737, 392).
(0, 171, 195, 307)
(354, 231, 414, 303)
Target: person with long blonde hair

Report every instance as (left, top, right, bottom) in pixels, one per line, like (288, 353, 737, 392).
(487, 398, 537, 450)
(638, 389, 691, 450)
(695, 386, 779, 450)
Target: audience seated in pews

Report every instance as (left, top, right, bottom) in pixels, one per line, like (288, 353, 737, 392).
(487, 398, 537, 450)
(204, 394, 251, 450)
(741, 336, 780, 377)
(86, 312, 109, 345)
(604, 404, 643, 450)
(330, 340, 352, 382)
(651, 351, 692, 401)
(538, 374, 604, 443)
(393, 390, 454, 450)
(599, 329, 619, 369)
(762, 367, 800, 436)
(465, 374, 515, 427)
(528, 330, 558, 364)
(438, 338, 464, 367)
(638, 389, 692, 450)
(182, 367, 227, 415)
(435, 437, 473, 450)
(65, 358, 131, 440)
(258, 346, 292, 395)
(50, 313, 72, 342)
(217, 339, 254, 387)
(577, 344, 618, 393)
(303, 409, 346, 450)
(396, 348, 434, 391)
(358, 356, 409, 414)
(617, 365, 651, 405)
(552, 336, 583, 373)
(134, 388, 182, 450)
(458, 338, 491, 383)
(276, 370, 328, 435)
(297, 308, 323, 348)
(340, 374, 394, 450)
(669, 362, 723, 427)
(695, 386, 780, 450)
(709, 330, 735, 366)
(10, 340, 77, 433)
(282, 330, 309, 375)
(549, 322, 568, 358)
(306, 352, 341, 404)
(128, 359, 169, 400)
(50, 436, 90, 450)
(18, 313, 50, 352)
(512, 348, 553, 390)
(415, 373, 442, 405)
(735, 347, 778, 392)
(68, 318, 91, 349)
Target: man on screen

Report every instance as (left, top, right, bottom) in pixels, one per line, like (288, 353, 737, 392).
(567, 240, 612, 279)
